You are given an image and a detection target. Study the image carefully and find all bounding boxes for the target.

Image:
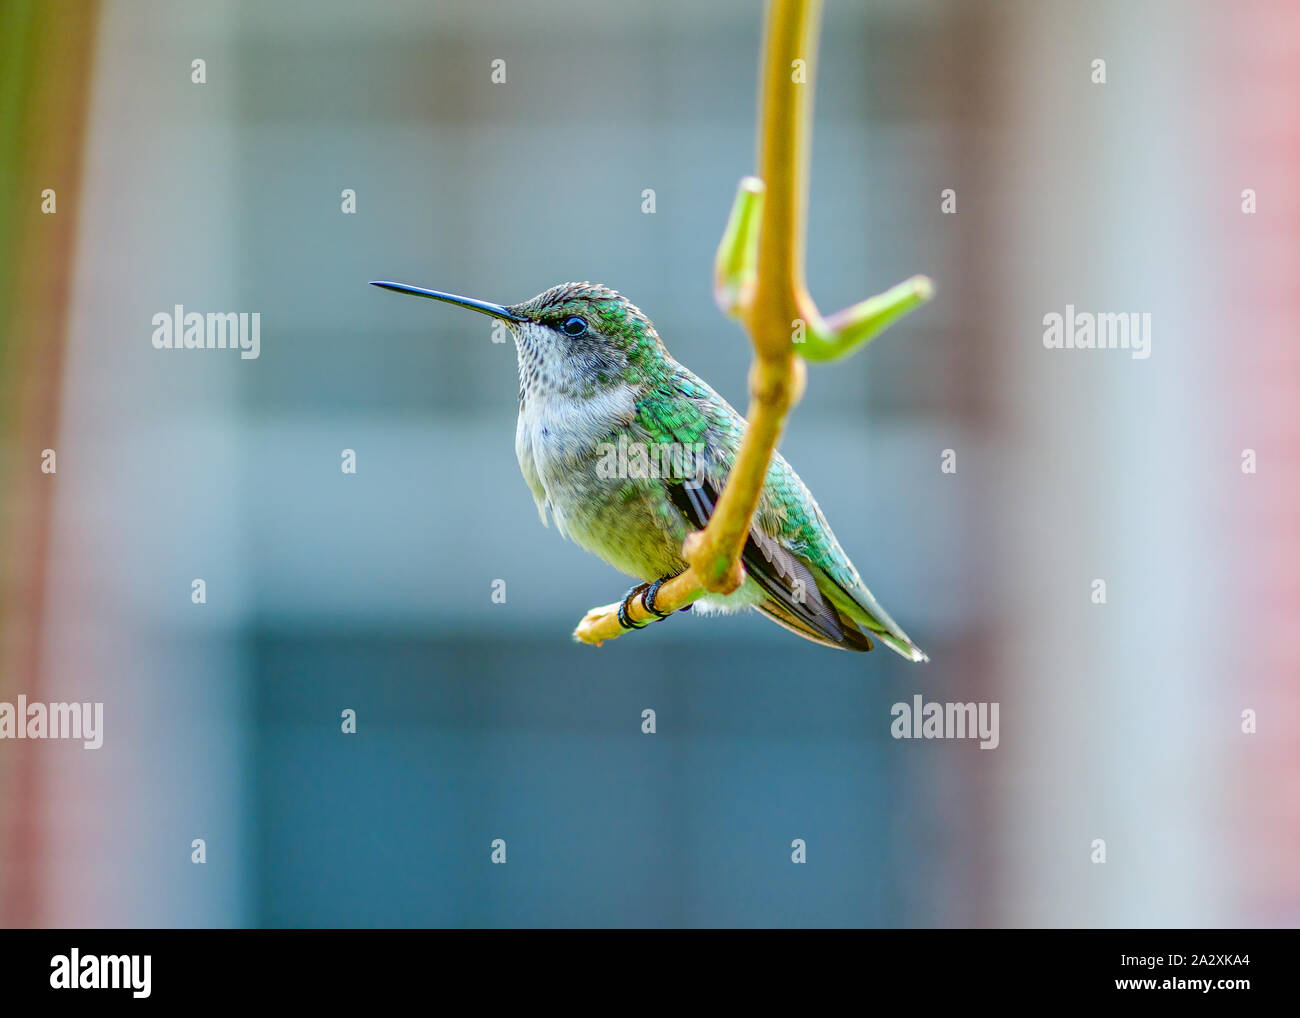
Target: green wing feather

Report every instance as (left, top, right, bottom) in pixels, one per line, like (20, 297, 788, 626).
(638, 367, 927, 661)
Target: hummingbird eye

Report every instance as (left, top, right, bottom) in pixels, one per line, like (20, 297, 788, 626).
(560, 315, 588, 337)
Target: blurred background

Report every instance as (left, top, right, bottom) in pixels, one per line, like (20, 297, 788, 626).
(0, 0, 1295, 927)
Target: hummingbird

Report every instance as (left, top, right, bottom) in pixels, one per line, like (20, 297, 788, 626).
(371, 279, 927, 660)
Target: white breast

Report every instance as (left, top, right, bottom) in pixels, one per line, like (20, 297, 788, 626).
(515, 382, 637, 538)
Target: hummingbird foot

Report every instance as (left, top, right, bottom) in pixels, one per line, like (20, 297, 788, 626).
(640, 577, 676, 620)
(616, 576, 690, 630)
(616, 584, 652, 630)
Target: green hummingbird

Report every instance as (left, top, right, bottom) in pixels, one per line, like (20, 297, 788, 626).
(371, 279, 927, 660)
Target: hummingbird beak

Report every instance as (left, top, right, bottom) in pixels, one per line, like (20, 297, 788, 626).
(369, 281, 527, 322)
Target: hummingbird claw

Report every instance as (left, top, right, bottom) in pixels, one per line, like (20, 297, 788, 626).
(640, 577, 675, 620)
(616, 585, 650, 630)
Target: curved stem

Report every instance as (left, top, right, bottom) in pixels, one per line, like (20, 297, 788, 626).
(573, 0, 930, 647)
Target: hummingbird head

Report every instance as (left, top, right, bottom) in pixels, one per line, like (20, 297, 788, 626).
(370, 280, 669, 397)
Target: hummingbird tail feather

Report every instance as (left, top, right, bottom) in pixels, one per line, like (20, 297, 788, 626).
(810, 563, 929, 663)
(668, 480, 877, 653)
(756, 598, 875, 652)
(871, 628, 929, 663)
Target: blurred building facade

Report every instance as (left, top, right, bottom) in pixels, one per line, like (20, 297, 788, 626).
(0, 0, 1292, 927)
